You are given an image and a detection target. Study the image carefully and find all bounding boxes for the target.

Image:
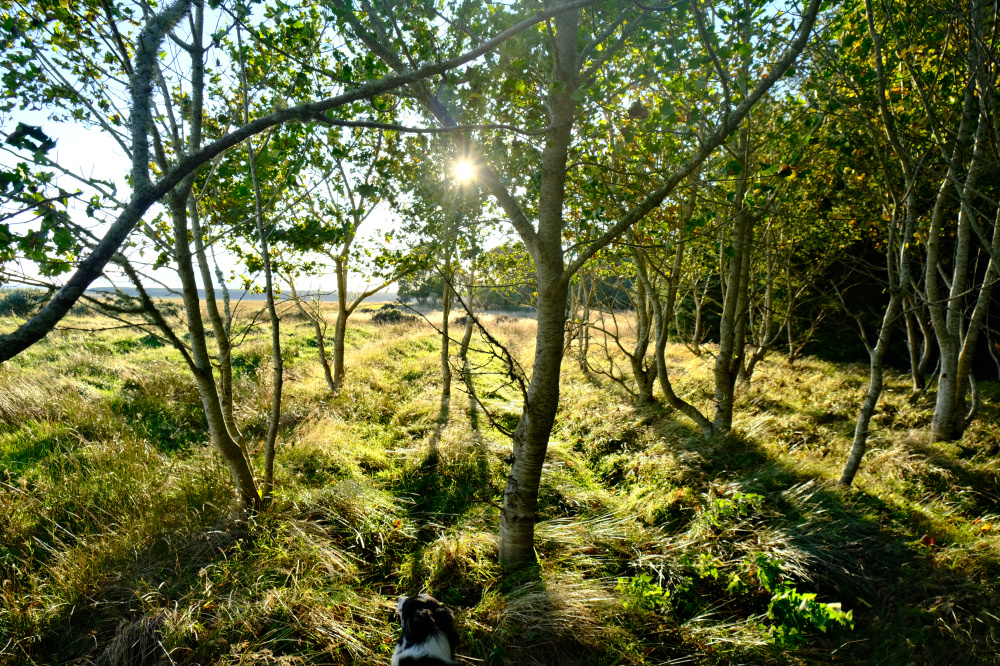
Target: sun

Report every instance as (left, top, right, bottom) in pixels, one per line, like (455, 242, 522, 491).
(453, 158, 477, 183)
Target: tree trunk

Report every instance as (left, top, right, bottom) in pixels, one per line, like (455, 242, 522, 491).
(913, 303, 936, 382)
(441, 251, 453, 401)
(249, 139, 282, 500)
(499, 281, 568, 566)
(171, 203, 260, 507)
(459, 262, 475, 362)
(189, 196, 244, 448)
(629, 249, 657, 405)
(839, 294, 902, 486)
(904, 297, 926, 391)
(635, 241, 715, 435)
(578, 274, 593, 371)
(497, 6, 579, 568)
(287, 279, 336, 393)
(713, 201, 753, 433)
(239, 26, 281, 500)
(839, 0, 918, 486)
(931, 111, 989, 441)
(333, 257, 349, 392)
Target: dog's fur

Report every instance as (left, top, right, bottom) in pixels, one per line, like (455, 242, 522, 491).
(391, 594, 458, 666)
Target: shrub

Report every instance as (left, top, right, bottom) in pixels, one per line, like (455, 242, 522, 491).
(0, 289, 50, 317)
(371, 308, 417, 325)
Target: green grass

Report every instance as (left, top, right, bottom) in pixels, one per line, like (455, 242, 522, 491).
(1, 307, 999, 665)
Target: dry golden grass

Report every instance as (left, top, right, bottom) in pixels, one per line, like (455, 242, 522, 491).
(2, 303, 999, 665)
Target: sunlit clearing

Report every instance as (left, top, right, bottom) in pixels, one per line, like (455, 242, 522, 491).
(453, 159, 476, 183)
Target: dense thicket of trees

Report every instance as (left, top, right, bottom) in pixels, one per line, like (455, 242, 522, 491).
(1, 0, 997, 569)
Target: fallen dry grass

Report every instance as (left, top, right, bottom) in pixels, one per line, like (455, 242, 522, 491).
(2, 304, 999, 665)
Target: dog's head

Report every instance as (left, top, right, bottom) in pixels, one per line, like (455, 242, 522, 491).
(392, 594, 458, 665)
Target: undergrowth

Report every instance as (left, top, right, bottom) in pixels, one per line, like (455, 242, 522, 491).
(0, 305, 998, 664)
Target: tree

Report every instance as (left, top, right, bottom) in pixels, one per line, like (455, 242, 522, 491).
(807, 0, 999, 484)
(345, 0, 823, 566)
(0, 0, 588, 363)
(0, 0, 590, 508)
(270, 126, 417, 393)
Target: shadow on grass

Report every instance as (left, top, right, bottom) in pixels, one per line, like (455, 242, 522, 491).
(896, 437, 1000, 515)
(12, 505, 246, 665)
(394, 382, 497, 540)
(622, 393, 1000, 665)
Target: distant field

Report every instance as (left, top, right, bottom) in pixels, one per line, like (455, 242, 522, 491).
(1, 306, 999, 665)
(82, 287, 401, 303)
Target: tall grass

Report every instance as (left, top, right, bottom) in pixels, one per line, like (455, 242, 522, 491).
(2, 305, 999, 664)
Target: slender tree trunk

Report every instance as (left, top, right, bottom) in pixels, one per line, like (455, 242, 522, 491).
(914, 303, 936, 381)
(740, 241, 778, 386)
(578, 274, 593, 371)
(441, 251, 453, 401)
(689, 278, 710, 355)
(316, 312, 336, 393)
(459, 261, 475, 362)
(248, 140, 282, 500)
(333, 258, 349, 392)
(189, 196, 244, 448)
(841, 200, 917, 486)
(629, 249, 657, 405)
(172, 203, 260, 506)
(713, 193, 753, 432)
(635, 241, 715, 435)
(932, 112, 988, 441)
(904, 297, 926, 391)
(839, 293, 902, 486)
(239, 26, 281, 499)
(287, 279, 336, 393)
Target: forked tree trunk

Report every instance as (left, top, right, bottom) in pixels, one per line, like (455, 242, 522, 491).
(839, 293, 902, 486)
(171, 203, 261, 507)
(930, 111, 989, 441)
(840, 206, 916, 485)
(635, 240, 715, 436)
(713, 202, 753, 432)
(629, 250, 657, 405)
(189, 197, 244, 449)
(287, 279, 336, 393)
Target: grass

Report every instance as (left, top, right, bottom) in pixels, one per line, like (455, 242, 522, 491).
(0, 303, 998, 664)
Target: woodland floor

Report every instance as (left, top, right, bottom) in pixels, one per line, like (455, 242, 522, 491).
(1, 303, 1000, 665)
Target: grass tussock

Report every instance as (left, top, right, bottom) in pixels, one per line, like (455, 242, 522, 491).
(2, 306, 1000, 664)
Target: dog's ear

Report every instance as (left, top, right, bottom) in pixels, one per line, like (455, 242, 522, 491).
(431, 604, 454, 633)
(432, 604, 459, 656)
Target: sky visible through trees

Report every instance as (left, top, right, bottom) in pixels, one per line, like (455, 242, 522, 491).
(1, 0, 999, 660)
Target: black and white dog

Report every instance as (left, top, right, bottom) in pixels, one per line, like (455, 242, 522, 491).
(391, 593, 459, 666)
